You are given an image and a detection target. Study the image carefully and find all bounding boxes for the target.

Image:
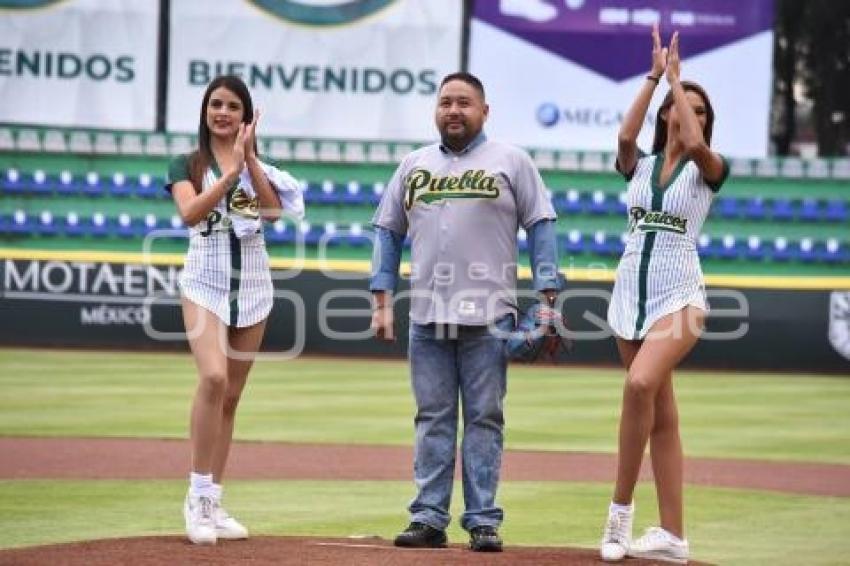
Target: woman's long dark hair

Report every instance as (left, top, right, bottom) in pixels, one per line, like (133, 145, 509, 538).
(188, 75, 254, 192)
(651, 80, 714, 154)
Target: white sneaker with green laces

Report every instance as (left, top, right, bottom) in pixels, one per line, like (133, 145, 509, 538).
(600, 504, 633, 561)
(628, 526, 689, 564)
(213, 500, 249, 540)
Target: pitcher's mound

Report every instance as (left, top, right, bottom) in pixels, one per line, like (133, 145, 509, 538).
(0, 535, 710, 565)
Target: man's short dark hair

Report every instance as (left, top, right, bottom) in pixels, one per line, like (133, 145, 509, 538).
(439, 72, 486, 101)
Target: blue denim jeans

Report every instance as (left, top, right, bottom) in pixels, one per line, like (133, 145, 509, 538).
(407, 315, 513, 532)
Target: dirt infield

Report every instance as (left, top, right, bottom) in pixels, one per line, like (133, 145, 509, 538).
(1, 437, 848, 496)
(0, 535, 712, 566)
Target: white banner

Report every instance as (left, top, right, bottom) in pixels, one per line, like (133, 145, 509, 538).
(0, 0, 159, 130)
(469, 0, 774, 158)
(167, 0, 462, 141)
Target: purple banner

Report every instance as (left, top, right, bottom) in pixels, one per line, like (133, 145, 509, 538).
(474, 0, 773, 81)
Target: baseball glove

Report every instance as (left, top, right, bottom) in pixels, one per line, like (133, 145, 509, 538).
(505, 302, 572, 362)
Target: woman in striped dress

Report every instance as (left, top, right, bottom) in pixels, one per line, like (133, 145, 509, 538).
(166, 75, 283, 545)
(600, 27, 729, 564)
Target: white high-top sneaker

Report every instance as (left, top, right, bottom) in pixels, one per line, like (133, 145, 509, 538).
(183, 492, 216, 545)
(213, 499, 249, 540)
(628, 526, 689, 564)
(600, 504, 634, 561)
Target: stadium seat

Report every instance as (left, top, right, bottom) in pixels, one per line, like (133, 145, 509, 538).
(745, 235, 766, 261)
(55, 170, 77, 197)
(799, 198, 821, 222)
(517, 228, 528, 253)
(43, 130, 68, 153)
(729, 158, 753, 177)
(90, 212, 109, 237)
(580, 152, 605, 172)
(556, 151, 580, 171)
(16, 129, 41, 152)
(144, 134, 168, 156)
(318, 141, 342, 162)
(563, 229, 585, 255)
(136, 173, 159, 198)
(769, 198, 794, 221)
(824, 199, 848, 223)
(368, 143, 392, 163)
(392, 144, 414, 163)
(716, 197, 741, 219)
(319, 180, 338, 205)
(770, 237, 793, 262)
(36, 211, 58, 236)
(820, 238, 847, 264)
(294, 140, 317, 161)
(0, 212, 10, 235)
(265, 219, 293, 244)
(532, 149, 556, 170)
(0, 127, 13, 151)
(108, 172, 132, 198)
(743, 197, 768, 221)
(779, 158, 804, 178)
(587, 190, 608, 215)
(11, 210, 34, 235)
(563, 189, 582, 214)
(345, 222, 370, 247)
(369, 182, 385, 206)
(83, 172, 102, 197)
(266, 139, 291, 161)
(718, 234, 740, 260)
(832, 158, 850, 179)
(755, 158, 779, 178)
(343, 181, 367, 205)
(2, 168, 24, 195)
(806, 158, 829, 179)
(94, 132, 119, 154)
(119, 133, 144, 155)
(342, 142, 366, 163)
(61, 211, 84, 237)
(30, 170, 53, 196)
(798, 238, 817, 263)
(115, 213, 136, 238)
(68, 131, 93, 153)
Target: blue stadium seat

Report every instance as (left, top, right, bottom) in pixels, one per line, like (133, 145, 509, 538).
(116, 213, 138, 238)
(770, 237, 794, 262)
(36, 211, 58, 236)
(2, 169, 24, 196)
(319, 180, 339, 205)
(109, 173, 132, 198)
(587, 191, 608, 215)
(30, 170, 54, 196)
(517, 228, 528, 253)
(345, 223, 370, 247)
(564, 189, 582, 214)
(769, 198, 794, 221)
(10, 210, 34, 235)
(343, 181, 368, 205)
(83, 172, 103, 198)
(369, 182, 385, 206)
(744, 235, 766, 261)
(563, 230, 585, 255)
(136, 173, 159, 199)
(819, 239, 848, 264)
(798, 238, 817, 263)
(716, 197, 741, 219)
(799, 198, 820, 222)
(89, 212, 110, 237)
(718, 235, 740, 260)
(615, 192, 628, 215)
(60, 212, 85, 237)
(301, 181, 319, 205)
(743, 197, 767, 221)
(824, 200, 848, 223)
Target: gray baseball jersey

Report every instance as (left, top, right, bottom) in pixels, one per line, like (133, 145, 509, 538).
(372, 135, 556, 325)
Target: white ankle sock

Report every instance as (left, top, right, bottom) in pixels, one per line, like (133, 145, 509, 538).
(190, 472, 214, 497)
(610, 501, 633, 514)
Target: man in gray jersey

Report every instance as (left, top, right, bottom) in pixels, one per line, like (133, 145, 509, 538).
(370, 72, 561, 552)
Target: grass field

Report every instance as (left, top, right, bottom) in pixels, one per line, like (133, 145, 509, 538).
(1, 348, 849, 564)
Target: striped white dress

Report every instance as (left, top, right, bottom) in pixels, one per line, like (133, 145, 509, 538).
(167, 156, 274, 328)
(607, 153, 729, 340)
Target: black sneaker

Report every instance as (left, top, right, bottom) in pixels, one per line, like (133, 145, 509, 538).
(469, 525, 503, 552)
(393, 522, 448, 548)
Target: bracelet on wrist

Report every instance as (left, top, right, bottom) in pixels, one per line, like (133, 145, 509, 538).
(646, 75, 660, 84)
